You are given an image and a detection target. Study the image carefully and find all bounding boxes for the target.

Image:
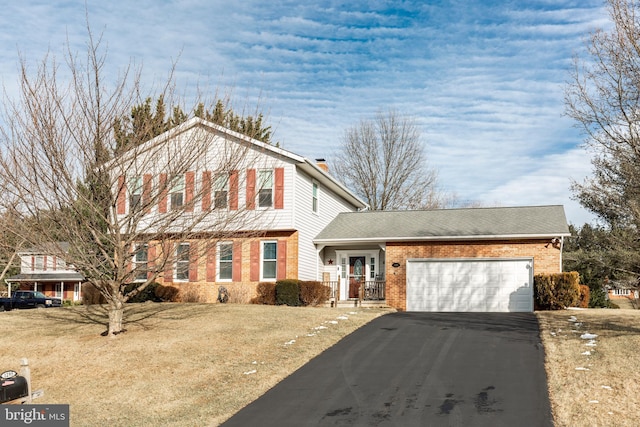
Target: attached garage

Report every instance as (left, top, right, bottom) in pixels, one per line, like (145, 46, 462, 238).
(315, 205, 571, 312)
(406, 258, 533, 312)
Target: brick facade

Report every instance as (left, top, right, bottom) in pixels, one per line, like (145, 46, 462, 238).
(155, 231, 299, 303)
(385, 239, 563, 311)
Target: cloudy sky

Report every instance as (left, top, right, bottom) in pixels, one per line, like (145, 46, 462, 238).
(0, 0, 610, 225)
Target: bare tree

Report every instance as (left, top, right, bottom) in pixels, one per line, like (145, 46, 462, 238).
(332, 110, 443, 211)
(565, 0, 640, 229)
(0, 31, 269, 336)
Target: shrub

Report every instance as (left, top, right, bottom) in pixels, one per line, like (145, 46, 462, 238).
(578, 285, 590, 308)
(81, 283, 106, 305)
(299, 281, 330, 306)
(589, 285, 609, 308)
(155, 284, 180, 302)
(534, 272, 580, 310)
(180, 286, 206, 303)
(125, 282, 160, 303)
(275, 279, 301, 306)
(253, 282, 276, 305)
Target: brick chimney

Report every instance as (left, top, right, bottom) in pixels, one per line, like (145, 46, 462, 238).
(316, 158, 329, 173)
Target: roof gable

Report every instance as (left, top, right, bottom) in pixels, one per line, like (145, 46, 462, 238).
(314, 205, 570, 243)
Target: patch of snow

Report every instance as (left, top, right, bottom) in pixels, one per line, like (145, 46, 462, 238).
(306, 333, 316, 337)
(243, 370, 257, 375)
(348, 311, 358, 315)
(567, 307, 585, 310)
(585, 340, 597, 347)
(575, 367, 590, 371)
(326, 320, 338, 324)
(580, 333, 598, 340)
(336, 316, 348, 320)
(568, 316, 578, 322)
(588, 400, 599, 404)
(314, 326, 328, 330)
(252, 361, 257, 364)
(581, 351, 591, 356)
(284, 339, 296, 346)
(601, 386, 613, 390)
(550, 332, 556, 336)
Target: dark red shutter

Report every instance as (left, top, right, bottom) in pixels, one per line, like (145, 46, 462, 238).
(185, 172, 195, 212)
(143, 174, 152, 214)
(206, 244, 216, 282)
(277, 240, 287, 280)
(147, 244, 156, 280)
(274, 168, 284, 209)
(159, 174, 168, 213)
(202, 171, 212, 211)
(233, 241, 242, 282)
(250, 240, 260, 281)
(246, 169, 256, 210)
(117, 175, 126, 214)
(229, 170, 239, 210)
(163, 242, 173, 282)
(188, 241, 198, 282)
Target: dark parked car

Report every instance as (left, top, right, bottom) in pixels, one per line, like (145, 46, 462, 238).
(0, 291, 62, 311)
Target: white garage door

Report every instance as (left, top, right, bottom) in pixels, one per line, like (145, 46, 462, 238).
(406, 258, 533, 312)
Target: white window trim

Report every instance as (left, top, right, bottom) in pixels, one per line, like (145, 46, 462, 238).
(133, 244, 148, 282)
(257, 169, 274, 209)
(217, 241, 233, 282)
(312, 181, 319, 214)
(214, 174, 229, 210)
(261, 240, 278, 281)
(129, 176, 143, 210)
(174, 242, 190, 282)
(170, 175, 185, 210)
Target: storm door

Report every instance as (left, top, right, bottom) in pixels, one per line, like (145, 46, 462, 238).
(349, 256, 365, 299)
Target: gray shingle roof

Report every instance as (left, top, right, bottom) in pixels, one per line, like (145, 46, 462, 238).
(314, 205, 570, 243)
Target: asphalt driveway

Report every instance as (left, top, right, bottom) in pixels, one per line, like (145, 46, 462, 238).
(222, 312, 553, 426)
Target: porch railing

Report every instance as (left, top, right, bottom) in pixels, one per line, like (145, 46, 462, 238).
(323, 280, 386, 301)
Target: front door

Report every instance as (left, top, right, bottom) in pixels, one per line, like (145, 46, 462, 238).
(349, 257, 365, 299)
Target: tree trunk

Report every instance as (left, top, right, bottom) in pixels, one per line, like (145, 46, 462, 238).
(107, 296, 125, 336)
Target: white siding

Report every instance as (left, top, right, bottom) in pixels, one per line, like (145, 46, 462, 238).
(293, 167, 360, 280)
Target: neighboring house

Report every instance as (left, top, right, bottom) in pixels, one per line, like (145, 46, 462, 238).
(6, 243, 84, 302)
(115, 117, 367, 301)
(314, 205, 571, 312)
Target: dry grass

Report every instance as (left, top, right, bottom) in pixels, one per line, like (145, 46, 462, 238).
(537, 309, 640, 427)
(0, 303, 392, 426)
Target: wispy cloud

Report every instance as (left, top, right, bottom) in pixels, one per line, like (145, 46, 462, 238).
(0, 0, 606, 224)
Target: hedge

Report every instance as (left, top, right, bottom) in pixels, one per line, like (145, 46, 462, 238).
(275, 279, 301, 306)
(534, 271, 580, 310)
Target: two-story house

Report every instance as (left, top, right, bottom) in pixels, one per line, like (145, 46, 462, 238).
(112, 117, 367, 302)
(6, 242, 84, 302)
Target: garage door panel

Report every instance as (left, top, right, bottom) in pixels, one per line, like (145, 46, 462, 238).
(406, 259, 533, 312)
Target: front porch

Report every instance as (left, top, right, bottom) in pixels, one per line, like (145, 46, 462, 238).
(323, 279, 387, 307)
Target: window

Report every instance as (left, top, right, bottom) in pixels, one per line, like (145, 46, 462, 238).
(214, 174, 229, 209)
(134, 244, 148, 282)
(262, 241, 277, 280)
(613, 289, 631, 296)
(258, 170, 273, 208)
(341, 257, 347, 279)
(218, 242, 233, 281)
(175, 243, 190, 281)
(170, 175, 185, 210)
(129, 176, 143, 210)
(312, 182, 319, 213)
(34, 256, 44, 271)
(370, 257, 375, 279)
